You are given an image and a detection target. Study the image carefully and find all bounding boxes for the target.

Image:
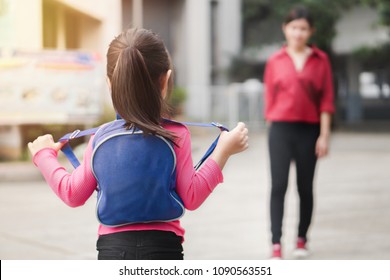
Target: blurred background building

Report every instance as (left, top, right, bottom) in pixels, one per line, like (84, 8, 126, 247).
(0, 0, 242, 160)
(238, 0, 390, 129)
(0, 0, 389, 160)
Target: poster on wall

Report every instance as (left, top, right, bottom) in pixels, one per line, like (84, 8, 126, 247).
(0, 49, 105, 125)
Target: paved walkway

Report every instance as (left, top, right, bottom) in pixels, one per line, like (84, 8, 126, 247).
(1, 129, 389, 259)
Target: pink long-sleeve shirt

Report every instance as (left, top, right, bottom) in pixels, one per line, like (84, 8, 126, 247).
(32, 122, 224, 241)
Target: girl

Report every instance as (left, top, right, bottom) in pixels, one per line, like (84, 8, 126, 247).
(263, 6, 335, 259)
(28, 28, 249, 260)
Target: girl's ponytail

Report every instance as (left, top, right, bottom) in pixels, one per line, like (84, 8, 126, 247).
(107, 28, 176, 141)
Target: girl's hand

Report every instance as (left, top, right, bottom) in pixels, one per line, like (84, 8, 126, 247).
(211, 122, 249, 169)
(218, 122, 249, 155)
(28, 134, 65, 158)
(315, 134, 329, 158)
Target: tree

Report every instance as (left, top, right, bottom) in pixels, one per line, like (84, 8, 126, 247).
(236, 0, 390, 82)
(242, 0, 388, 54)
(351, 0, 390, 70)
(362, 0, 390, 26)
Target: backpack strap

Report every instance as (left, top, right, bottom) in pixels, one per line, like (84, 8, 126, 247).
(183, 121, 228, 170)
(58, 127, 100, 168)
(58, 127, 100, 143)
(58, 120, 229, 169)
(162, 119, 229, 170)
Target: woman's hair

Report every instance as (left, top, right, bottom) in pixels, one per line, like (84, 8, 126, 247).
(106, 28, 175, 140)
(284, 5, 314, 28)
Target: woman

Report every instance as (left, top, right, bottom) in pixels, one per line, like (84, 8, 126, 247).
(263, 6, 335, 259)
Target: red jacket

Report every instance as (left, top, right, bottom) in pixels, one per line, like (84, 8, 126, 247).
(264, 46, 335, 123)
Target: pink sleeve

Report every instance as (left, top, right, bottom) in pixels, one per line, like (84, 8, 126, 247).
(173, 127, 224, 211)
(32, 137, 97, 207)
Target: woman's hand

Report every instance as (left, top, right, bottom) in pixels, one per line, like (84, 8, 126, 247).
(28, 134, 65, 158)
(211, 122, 249, 169)
(315, 134, 329, 158)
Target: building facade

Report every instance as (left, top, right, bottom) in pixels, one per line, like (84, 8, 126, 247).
(0, 0, 242, 159)
(121, 0, 242, 120)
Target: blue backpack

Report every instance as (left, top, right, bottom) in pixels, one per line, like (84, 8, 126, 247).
(59, 118, 228, 227)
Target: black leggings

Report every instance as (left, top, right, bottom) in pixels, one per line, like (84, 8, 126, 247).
(268, 122, 320, 244)
(97, 230, 184, 260)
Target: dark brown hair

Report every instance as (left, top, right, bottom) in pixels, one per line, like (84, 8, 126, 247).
(284, 5, 314, 28)
(107, 28, 175, 140)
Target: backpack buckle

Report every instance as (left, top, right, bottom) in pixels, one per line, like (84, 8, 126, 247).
(69, 129, 81, 139)
(211, 122, 228, 131)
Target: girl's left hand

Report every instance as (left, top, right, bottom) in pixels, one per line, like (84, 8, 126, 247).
(315, 135, 329, 158)
(28, 134, 65, 157)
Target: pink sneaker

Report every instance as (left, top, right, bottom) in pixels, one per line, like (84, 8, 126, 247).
(293, 238, 310, 258)
(270, 243, 282, 259)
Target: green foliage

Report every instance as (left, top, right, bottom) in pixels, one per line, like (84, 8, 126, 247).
(168, 87, 187, 115)
(95, 103, 116, 126)
(237, 0, 390, 81)
(361, 0, 390, 26)
(349, 0, 390, 70)
(170, 87, 187, 106)
(242, 0, 390, 53)
(352, 42, 390, 69)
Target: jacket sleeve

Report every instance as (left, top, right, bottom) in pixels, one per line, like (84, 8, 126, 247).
(33, 137, 97, 207)
(173, 127, 224, 211)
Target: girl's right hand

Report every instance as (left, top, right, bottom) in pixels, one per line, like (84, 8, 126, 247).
(28, 134, 65, 158)
(211, 122, 249, 169)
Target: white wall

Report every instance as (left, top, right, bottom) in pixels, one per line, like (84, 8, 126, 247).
(98, 0, 123, 58)
(170, 1, 186, 87)
(184, 0, 211, 121)
(58, 0, 107, 21)
(217, 0, 241, 70)
(0, 0, 43, 49)
(57, 0, 122, 103)
(333, 6, 388, 54)
(65, 0, 122, 57)
(183, 0, 241, 120)
(79, 17, 102, 51)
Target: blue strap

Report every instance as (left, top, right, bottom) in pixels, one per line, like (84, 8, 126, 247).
(194, 135, 220, 170)
(163, 118, 229, 132)
(59, 119, 229, 169)
(61, 142, 83, 169)
(58, 127, 100, 142)
(184, 121, 229, 132)
(59, 127, 99, 168)
(163, 118, 229, 170)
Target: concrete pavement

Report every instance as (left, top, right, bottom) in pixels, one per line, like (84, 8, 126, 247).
(1, 129, 390, 260)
